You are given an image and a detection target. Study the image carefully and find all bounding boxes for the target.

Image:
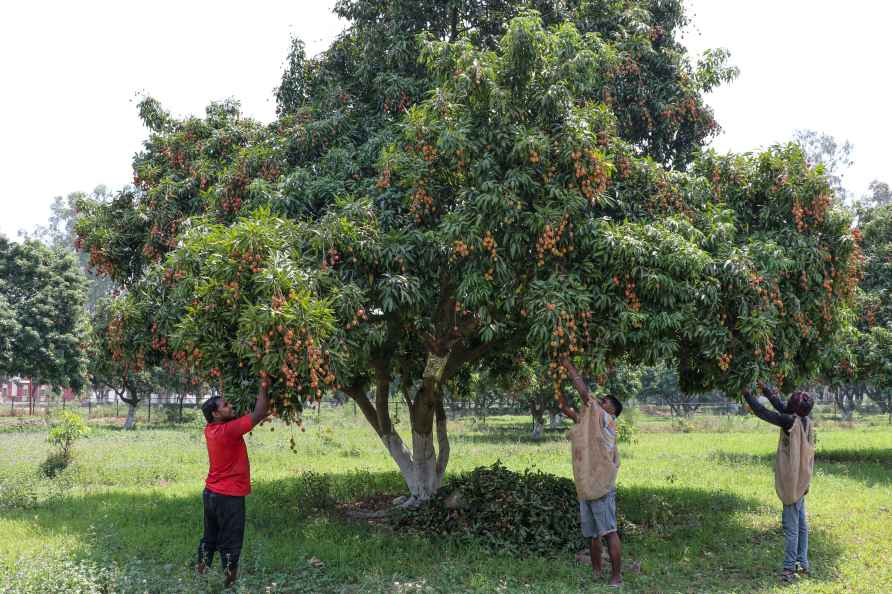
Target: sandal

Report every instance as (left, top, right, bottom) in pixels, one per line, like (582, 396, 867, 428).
(780, 569, 797, 583)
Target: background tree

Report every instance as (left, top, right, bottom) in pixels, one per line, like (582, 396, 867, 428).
(834, 201, 892, 422)
(638, 364, 725, 417)
(0, 293, 18, 374)
(19, 188, 115, 311)
(0, 237, 88, 413)
(861, 180, 891, 209)
(75, 7, 857, 503)
(792, 129, 854, 204)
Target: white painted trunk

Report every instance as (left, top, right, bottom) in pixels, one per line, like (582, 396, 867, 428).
(380, 429, 448, 506)
(531, 420, 544, 440)
(123, 403, 137, 430)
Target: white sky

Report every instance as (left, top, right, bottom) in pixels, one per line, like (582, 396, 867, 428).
(1, 1, 889, 240)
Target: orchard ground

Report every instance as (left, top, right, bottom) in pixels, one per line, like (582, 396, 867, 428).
(1, 406, 890, 593)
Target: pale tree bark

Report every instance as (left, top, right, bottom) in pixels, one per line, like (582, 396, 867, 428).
(343, 319, 518, 506)
(118, 387, 140, 431)
(346, 352, 453, 507)
(123, 401, 138, 430)
(530, 401, 545, 440)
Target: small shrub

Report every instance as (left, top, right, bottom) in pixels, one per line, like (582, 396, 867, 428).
(617, 410, 638, 444)
(293, 470, 335, 513)
(671, 418, 694, 433)
(39, 451, 70, 478)
(163, 405, 197, 424)
(396, 462, 623, 557)
(47, 411, 89, 458)
(0, 467, 74, 509)
(43, 411, 89, 477)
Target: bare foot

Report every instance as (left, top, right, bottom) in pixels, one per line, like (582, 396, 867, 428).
(608, 575, 623, 588)
(195, 562, 208, 575)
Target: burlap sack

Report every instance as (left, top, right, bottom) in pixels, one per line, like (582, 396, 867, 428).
(775, 416, 816, 505)
(568, 400, 618, 501)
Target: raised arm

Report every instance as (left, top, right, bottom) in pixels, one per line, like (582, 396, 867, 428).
(250, 381, 270, 427)
(556, 386, 579, 424)
(560, 356, 591, 404)
(759, 382, 787, 414)
(743, 388, 793, 431)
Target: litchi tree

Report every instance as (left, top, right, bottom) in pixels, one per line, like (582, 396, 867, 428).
(75, 8, 858, 502)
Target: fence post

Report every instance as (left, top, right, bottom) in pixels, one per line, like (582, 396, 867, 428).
(115, 394, 119, 417)
(148, 394, 152, 423)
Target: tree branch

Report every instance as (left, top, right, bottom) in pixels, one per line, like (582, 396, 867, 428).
(343, 378, 382, 436)
(442, 331, 523, 380)
(560, 356, 591, 403)
(434, 399, 449, 480)
(373, 361, 393, 436)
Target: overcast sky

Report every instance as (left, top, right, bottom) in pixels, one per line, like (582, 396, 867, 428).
(2, 1, 889, 240)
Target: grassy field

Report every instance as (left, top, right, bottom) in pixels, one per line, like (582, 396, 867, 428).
(1, 406, 890, 593)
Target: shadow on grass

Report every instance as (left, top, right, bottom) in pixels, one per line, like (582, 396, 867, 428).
(711, 447, 892, 487)
(5, 470, 846, 593)
(452, 420, 572, 445)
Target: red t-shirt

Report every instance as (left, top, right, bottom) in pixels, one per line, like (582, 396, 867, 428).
(205, 414, 254, 496)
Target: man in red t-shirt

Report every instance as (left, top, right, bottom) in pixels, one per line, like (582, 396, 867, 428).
(195, 382, 269, 587)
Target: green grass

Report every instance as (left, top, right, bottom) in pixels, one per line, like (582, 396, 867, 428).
(1, 407, 890, 593)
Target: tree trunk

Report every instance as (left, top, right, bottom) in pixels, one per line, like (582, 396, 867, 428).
(548, 412, 562, 429)
(381, 409, 450, 507)
(531, 418, 544, 440)
(124, 402, 137, 430)
(529, 402, 544, 440)
(346, 352, 453, 507)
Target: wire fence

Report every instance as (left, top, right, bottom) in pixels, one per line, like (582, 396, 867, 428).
(2, 393, 890, 425)
(0, 395, 201, 425)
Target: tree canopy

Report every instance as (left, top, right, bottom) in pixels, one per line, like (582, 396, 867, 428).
(74, 3, 858, 500)
(0, 237, 88, 392)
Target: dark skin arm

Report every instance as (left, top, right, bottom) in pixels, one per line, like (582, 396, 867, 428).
(759, 382, 787, 413)
(556, 386, 579, 423)
(743, 388, 794, 432)
(250, 381, 270, 427)
(560, 356, 592, 403)
(558, 356, 594, 423)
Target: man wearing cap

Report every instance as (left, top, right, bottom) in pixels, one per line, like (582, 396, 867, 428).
(743, 383, 816, 584)
(195, 382, 269, 587)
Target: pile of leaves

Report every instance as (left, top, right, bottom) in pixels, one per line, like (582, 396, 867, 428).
(394, 462, 618, 557)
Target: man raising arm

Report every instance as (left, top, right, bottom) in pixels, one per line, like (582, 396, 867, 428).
(560, 357, 624, 588)
(196, 381, 269, 587)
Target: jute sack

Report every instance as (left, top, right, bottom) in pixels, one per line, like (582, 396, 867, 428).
(568, 400, 617, 501)
(775, 416, 816, 505)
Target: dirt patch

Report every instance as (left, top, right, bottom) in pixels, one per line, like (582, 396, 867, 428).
(0, 417, 47, 431)
(336, 493, 401, 525)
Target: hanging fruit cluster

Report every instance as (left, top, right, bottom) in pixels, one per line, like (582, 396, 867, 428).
(154, 211, 336, 426)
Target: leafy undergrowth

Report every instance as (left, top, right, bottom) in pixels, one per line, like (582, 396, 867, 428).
(395, 462, 607, 557)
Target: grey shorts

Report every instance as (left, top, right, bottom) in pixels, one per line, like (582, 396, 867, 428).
(579, 489, 617, 538)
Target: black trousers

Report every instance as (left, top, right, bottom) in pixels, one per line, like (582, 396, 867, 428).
(197, 488, 246, 571)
